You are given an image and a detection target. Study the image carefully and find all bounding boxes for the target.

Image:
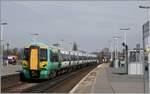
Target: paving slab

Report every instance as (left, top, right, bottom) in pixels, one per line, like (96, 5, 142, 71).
(70, 63, 146, 93)
(107, 68, 145, 93)
(70, 63, 109, 93)
(0, 64, 22, 76)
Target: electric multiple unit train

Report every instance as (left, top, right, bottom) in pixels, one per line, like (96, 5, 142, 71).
(21, 42, 98, 80)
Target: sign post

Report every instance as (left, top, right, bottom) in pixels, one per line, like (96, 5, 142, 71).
(143, 21, 149, 93)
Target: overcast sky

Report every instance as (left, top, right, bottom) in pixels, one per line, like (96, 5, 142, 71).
(1, 1, 150, 52)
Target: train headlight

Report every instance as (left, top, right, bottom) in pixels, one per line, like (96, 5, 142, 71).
(40, 62, 47, 69)
(22, 61, 28, 67)
(43, 64, 47, 67)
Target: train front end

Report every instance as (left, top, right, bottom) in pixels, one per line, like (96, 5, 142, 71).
(21, 43, 49, 80)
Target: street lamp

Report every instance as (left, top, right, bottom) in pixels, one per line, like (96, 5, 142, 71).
(52, 43, 60, 47)
(139, 5, 150, 93)
(31, 33, 39, 44)
(120, 28, 130, 74)
(113, 36, 121, 69)
(120, 28, 130, 45)
(108, 40, 113, 62)
(6, 43, 10, 56)
(60, 39, 64, 48)
(0, 22, 8, 64)
(139, 5, 150, 21)
(113, 36, 121, 60)
(68, 42, 73, 50)
(0, 22, 8, 42)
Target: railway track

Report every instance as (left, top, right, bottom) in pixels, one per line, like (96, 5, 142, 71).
(45, 65, 97, 93)
(22, 65, 98, 93)
(1, 73, 21, 92)
(2, 64, 99, 93)
(1, 73, 38, 93)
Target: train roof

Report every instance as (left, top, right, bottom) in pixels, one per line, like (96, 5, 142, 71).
(24, 42, 49, 49)
(60, 49, 69, 54)
(24, 42, 97, 57)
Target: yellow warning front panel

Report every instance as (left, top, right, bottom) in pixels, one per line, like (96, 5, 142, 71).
(30, 49, 38, 70)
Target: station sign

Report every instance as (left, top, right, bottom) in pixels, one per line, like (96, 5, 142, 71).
(143, 21, 149, 52)
(143, 21, 150, 66)
(143, 21, 149, 38)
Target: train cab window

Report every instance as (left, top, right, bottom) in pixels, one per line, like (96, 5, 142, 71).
(23, 48, 29, 60)
(51, 52, 59, 62)
(40, 49, 47, 61)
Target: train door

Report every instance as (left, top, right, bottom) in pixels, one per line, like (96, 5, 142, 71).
(30, 46, 39, 70)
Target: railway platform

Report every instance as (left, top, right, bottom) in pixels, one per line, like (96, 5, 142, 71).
(70, 63, 145, 93)
(0, 64, 22, 76)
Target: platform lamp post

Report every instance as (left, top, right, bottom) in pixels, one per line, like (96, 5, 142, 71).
(60, 39, 64, 48)
(108, 40, 113, 63)
(139, 5, 150, 93)
(120, 28, 130, 74)
(52, 43, 60, 47)
(139, 5, 150, 21)
(113, 36, 121, 69)
(68, 42, 73, 50)
(6, 43, 10, 57)
(31, 33, 39, 44)
(0, 22, 7, 65)
(113, 36, 121, 61)
(122, 42, 128, 74)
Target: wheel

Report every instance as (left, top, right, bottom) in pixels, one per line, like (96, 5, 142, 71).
(52, 71, 57, 78)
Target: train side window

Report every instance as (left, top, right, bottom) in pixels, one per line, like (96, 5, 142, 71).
(51, 52, 59, 62)
(65, 54, 67, 61)
(68, 55, 71, 61)
(74, 55, 76, 61)
(66, 54, 69, 61)
(75, 55, 78, 61)
(71, 55, 73, 61)
(72, 55, 74, 61)
(80, 56, 82, 60)
(62, 54, 65, 61)
(62, 54, 70, 61)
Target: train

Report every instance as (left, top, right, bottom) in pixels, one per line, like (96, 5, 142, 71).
(20, 42, 98, 80)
